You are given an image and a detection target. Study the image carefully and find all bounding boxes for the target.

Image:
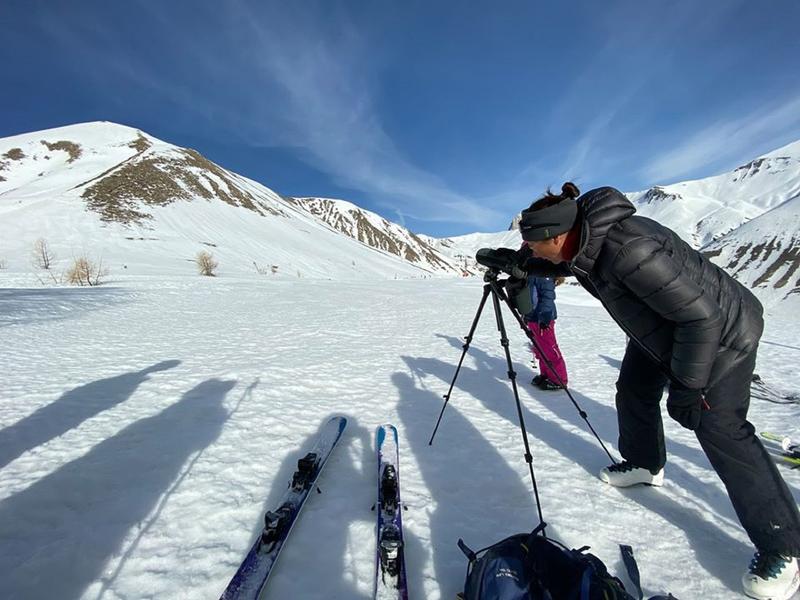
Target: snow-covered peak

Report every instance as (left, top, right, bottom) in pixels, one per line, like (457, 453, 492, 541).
(626, 141, 800, 248)
(0, 122, 465, 280)
(285, 196, 472, 275)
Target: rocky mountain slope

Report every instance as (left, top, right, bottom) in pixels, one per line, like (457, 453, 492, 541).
(0, 122, 465, 279)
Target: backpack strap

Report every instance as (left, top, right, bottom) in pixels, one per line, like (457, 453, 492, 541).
(457, 538, 477, 563)
(579, 566, 593, 599)
(620, 544, 643, 600)
(522, 521, 549, 550)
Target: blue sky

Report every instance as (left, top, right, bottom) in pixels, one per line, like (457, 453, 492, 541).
(3, 1, 800, 237)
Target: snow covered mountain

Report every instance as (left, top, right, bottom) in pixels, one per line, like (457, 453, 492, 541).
(284, 196, 470, 275)
(627, 139, 800, 249)
(435, 139, 800, 306)
(0, 122, 465, 280)
(626, 139, 800, 303)
(2, 121, 799, 301)
(702, 193, 800, 306)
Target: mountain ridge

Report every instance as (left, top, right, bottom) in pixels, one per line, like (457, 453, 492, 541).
(2, 121, 799, 304)
(0, 121, 467, 279)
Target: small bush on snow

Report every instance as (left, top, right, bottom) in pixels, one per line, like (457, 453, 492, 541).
(196, 250, 218, 276)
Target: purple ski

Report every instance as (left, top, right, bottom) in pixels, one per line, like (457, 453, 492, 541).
(220, 416, 347, 600)
(374, 424, 409, 599)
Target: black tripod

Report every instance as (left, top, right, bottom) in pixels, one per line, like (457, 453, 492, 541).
(429, 268, 617, 533)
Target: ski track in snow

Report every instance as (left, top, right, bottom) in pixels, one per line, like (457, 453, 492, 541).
(1, 275, 799, 599)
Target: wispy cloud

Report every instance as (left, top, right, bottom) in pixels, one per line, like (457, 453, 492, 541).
(228, 3, 504, 227)
(639, 94, 800, 184)
(510, 0, 752, 197)
(42, 1, 502, 228)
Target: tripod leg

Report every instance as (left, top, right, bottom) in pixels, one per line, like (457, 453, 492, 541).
(490, 279, 617, 464)
(490, 288, 546, 531)
(428, 284, 492, 446)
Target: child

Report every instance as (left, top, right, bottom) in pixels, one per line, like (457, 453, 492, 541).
(524, 275, 568, 390)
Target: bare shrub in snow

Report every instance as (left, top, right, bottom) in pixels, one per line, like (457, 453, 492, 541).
(253, 261, 270, 275)
(3, 147, 25, 161)
(270, 265, 279, 275)
(0, 257, 7, 269)
(32, 238, 55, 270)
(65, 256, 108, 286)
(40, 140, 82, 163)
(196, 250, 218, 276)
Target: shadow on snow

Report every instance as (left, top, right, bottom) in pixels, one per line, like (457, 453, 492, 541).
(408, 334, 752, 595)
(0, 287, 130, 328)
(0, 377, 235, 600)
(394, 370, 559, 600)
(0, 360, 181, 470)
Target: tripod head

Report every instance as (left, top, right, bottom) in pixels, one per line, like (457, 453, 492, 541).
(482, 267, 502, 283)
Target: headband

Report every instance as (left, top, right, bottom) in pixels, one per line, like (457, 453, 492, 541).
(519, 198, 578, 241)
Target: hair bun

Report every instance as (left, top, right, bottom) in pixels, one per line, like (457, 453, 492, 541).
(561, 182, 580, 199)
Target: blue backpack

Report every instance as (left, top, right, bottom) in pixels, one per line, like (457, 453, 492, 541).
(457, 527, 676, 600)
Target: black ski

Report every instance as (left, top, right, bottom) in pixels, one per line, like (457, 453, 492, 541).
(751, 374, 800, 405)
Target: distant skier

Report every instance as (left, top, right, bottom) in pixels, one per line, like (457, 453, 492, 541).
(508, 182, 800, 600)
(523, 274, 568, 390)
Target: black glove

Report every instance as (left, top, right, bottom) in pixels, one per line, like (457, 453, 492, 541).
(667, 384, 705, 430)
(538, 312, 553, 330)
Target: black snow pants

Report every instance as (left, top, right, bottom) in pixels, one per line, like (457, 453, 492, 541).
(615, 341, 800, 555)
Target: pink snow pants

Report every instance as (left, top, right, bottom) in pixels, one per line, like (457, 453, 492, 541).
(526, 321, 568, 386)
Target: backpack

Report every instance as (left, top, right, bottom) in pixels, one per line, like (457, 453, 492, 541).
(458, 527, 676, 600)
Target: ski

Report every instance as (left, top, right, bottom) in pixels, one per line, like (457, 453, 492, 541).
(751, 374, 800, 405)
(374, 424, 409, 600)
(771, 453, 800, 468)
(762, 431, 800, 456)
(760, 432, 800, 469)
(220, 416, 347, 600)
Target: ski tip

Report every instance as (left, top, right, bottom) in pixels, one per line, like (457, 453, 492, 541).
(328, 415, 348, 432)
(376, 423, 398, 445)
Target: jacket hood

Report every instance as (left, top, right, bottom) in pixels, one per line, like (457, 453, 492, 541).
(570, 187, 636, 274)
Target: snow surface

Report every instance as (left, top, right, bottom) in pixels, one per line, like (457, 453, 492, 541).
(1, 273, 799, 599)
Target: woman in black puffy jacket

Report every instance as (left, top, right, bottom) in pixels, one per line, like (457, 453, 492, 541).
(515, 182, 800, 600)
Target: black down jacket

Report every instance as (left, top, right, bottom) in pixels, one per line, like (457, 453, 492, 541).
(519, 187, 763, 390)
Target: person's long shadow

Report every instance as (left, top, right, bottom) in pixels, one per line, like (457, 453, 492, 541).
(442, 333, 770, 505)
(0, 377, 235, 600)
(407, 349, 752, 594)
(395, 371, 560, 600)
(0, 360, 181, 470)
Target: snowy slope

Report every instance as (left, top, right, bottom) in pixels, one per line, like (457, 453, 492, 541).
(0, 123, 459, 281)
(627, 139, 800, 249)
(427, 139, 800, 307)
(286, 197, 470, 275)
(1, 275, 798, 599)
(420, 229, 522, 273)
(702, 193, 800, 305)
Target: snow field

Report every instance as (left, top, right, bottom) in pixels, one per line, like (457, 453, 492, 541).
(0, 276, 799, 599)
